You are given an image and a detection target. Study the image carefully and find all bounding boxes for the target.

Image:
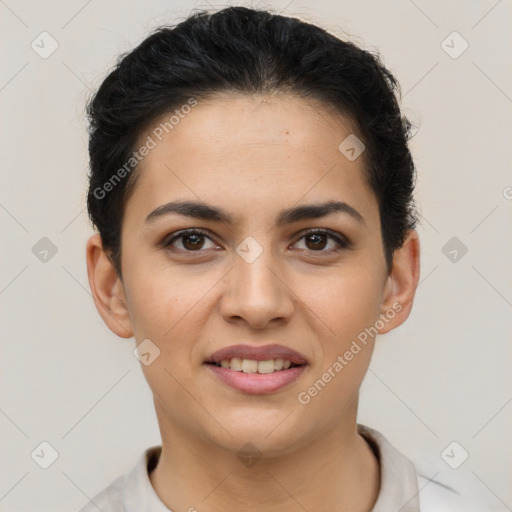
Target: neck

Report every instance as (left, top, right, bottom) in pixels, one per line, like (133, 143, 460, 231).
(149, 403, 380, 512)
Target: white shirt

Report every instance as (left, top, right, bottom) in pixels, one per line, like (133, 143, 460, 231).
(79, 424, 469, 511)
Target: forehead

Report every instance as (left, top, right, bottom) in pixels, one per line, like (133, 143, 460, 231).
(124, 93, 378, 227)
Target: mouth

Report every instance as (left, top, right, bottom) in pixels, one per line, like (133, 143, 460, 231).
(204, 344, 308, 394)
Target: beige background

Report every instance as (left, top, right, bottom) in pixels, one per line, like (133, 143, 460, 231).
(1, 0, 511, 510)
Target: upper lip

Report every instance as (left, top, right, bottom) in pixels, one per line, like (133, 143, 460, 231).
(205, 344, 309, 365)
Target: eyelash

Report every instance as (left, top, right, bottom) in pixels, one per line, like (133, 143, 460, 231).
(162, 228, 350, 255)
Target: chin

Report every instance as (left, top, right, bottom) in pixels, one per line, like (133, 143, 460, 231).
(201, 410, 312, 458)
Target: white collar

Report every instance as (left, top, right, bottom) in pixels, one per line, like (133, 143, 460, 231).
(119, 424, 423, 511)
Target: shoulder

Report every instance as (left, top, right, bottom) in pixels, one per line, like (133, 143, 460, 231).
(77, 446, 163, 512)
(358, 424, 472, 512)
(417, 473, 474, 512)
(78, 473, 125, 512)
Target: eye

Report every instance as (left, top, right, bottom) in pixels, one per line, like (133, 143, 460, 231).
(292, 229, 350, 253)
(161, 228, 350, 255)
(163, 229, 220, 252)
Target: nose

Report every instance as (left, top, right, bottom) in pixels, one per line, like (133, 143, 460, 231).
(219, 244, 294, 329)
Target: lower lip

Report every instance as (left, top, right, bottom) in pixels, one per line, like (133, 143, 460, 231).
(205, 364, 307, 394)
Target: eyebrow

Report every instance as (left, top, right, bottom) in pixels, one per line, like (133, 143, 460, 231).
(145, 199, 365, 226)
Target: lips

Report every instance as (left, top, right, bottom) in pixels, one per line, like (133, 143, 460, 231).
(205, 344, 309, 365)
(204, 344, 309, 394)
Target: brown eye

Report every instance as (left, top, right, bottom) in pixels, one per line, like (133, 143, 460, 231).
(304, 233, 328, 250)
(181, 233, 206, 250)
(164, 229, 218, 252)
(293, 229, 349, 253)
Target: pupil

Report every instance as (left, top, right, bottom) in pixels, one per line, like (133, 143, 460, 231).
(184, 234, 204, 250)
(307, 233, 326, 250)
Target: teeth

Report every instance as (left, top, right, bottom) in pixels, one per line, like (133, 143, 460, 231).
(230, 357, 242, 371)
(257, 359, 275, 374)
(241, 359, 258, 373)
(217, 358, 296, 373)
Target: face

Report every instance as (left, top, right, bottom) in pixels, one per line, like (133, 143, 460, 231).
(88, 93, 418, 457)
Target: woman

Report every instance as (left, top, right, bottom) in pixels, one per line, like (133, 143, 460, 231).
(82, 6, 464, 511)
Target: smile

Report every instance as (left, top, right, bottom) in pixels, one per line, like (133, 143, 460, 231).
(208, 357, 299, 373)
(204, 343, 309, 394)
(204, 360, 308, 394)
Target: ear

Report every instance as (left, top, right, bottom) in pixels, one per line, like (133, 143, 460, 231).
(377, 230, 420, 334)
(86, 234, 134, 338)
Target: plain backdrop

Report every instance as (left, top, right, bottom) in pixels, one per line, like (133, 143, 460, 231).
(1, 0, 511, 510)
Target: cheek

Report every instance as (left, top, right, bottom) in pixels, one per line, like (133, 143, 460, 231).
(301, 264, 384, 344)
(123, 260, 219, 341)
(295, 271, 381, 426)
(124, 268, 214, 425)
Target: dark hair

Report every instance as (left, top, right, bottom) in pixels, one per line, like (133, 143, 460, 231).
(86, 6, 417, 276)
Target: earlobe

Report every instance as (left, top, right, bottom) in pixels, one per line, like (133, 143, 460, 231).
(85, 234, 134, 338)
(377, 230, 420, 335)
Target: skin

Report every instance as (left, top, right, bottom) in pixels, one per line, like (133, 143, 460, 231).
(86, 93, 420, 512)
